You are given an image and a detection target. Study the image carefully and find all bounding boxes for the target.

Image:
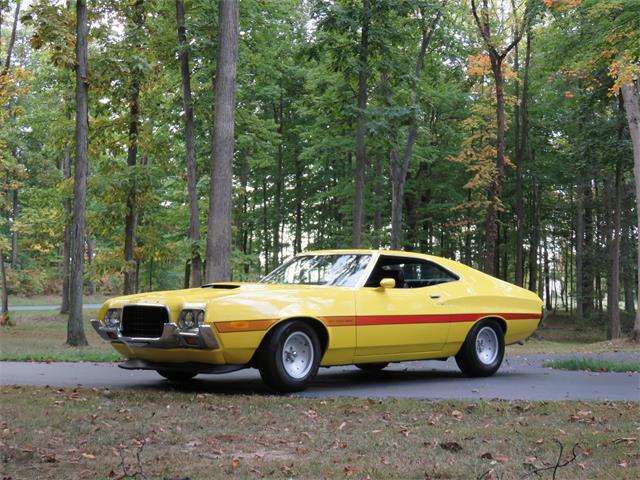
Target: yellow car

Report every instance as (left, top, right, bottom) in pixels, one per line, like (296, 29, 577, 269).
(92, 250, 542, 393)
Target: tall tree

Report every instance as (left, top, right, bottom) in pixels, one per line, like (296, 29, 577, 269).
(176, 0, 202, 287)
(470, 0, 529, 276)
(206, 0, 239, 282)
(351, 0, 369, 248)
(67, 0, 89, 347)
(621, 81, 640, 338)
(389, 5, 442, 250)
(123, 0, 145, 295)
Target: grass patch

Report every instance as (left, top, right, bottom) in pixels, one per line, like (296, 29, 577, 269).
(507, 313, 640, 355)
(0, 310, 121, 362)
(9, 295, 109, 307)
(1, 386, 638, 479)
(543, 357, 640, 373)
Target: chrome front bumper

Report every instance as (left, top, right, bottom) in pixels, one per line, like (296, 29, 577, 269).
(90, 320, 219, 350)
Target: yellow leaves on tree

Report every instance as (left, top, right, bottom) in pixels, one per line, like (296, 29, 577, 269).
(448, 53, 516, 223)
(608, 51, 640, 96)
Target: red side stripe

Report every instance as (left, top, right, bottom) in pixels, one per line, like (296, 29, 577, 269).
(355, 313, 540, 326)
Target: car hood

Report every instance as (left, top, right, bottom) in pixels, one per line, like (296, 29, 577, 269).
(103, 282, 344, 309)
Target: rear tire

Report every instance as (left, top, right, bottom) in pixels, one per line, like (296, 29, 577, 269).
(258, 321, 321, 393)
(355, 362, 389, 372)
(156, 370, 197, 382)
(455, 319, 504, 377)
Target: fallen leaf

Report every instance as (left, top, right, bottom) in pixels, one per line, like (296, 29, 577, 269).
(81, 453, 96, 459)
(439, 441, 462, 452)
(338, 421, 347, 431)
(451, 410, 464, 421)
(231, 456, 241, 468)
(40, 453, 58, 463)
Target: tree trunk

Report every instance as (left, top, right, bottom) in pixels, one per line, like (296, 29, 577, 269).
(262, 179, 269, 275)
(0, 250, 8, 326)
(67, 0, 89, 347)
(1, 0, 20, 76)
(528, 177, 539, 292)
(294, 153, 303, 254)
(621, 82, 640, 338)
(483, 56, 506, 276)
(205, 0, 239, 282)
(352, 0, 369, 248)
(607, 160, 622, 339)
(86, 237, 96, 295)
(515, 29, 531, 287)
(575, 184, 584, 319)
(176, 0, 202, 287)
(123, 0, 145, 295)
(272, 97, 283, 267)
(10, 189, 18, 268)
(582, 183, 594, 319)
(544, 238, 551, 311)
(372, 154, 383, 249)
(61, 142, 72, 314)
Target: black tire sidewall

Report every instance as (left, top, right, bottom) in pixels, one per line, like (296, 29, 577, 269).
(456, 319, 504, 377)
(259, 321, 321, 392)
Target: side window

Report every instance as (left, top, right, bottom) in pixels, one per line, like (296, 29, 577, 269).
(403, 260, 458, 288)
(365, 256, 458, 288)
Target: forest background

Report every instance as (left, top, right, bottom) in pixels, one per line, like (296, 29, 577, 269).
(1, 0, 639, 344)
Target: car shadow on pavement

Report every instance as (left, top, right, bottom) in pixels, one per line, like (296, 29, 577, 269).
(127, 367, 528, 396)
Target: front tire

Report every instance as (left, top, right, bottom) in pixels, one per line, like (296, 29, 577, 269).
(455, 319, 504, 377)
(156, 370, 197, 382)
(258, 321, 321, 393)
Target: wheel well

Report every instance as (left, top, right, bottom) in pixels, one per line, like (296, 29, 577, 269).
(249, 317, 329, 368)
(481, 316, 507, 335)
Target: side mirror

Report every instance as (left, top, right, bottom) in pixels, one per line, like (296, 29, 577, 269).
(379, 278, 396, 289)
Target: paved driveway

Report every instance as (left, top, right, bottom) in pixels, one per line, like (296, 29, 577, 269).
(1, 353, 638, 401)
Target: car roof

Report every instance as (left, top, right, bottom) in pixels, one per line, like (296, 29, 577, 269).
(300, 249, 434, 259)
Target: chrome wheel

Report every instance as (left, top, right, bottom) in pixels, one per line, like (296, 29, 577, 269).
(475, 326, 498, 365)
(281, 331, 314, 379)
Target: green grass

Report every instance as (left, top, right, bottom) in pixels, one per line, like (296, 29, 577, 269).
(8, 294, 109, 307)
(543, 357, 640, 373)
(507, 313, 640, 355)
(1, 387, 638, 479)
(0, 310, 121, 362)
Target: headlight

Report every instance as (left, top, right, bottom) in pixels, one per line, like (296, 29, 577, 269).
(179, 309, 205, 331)
(104, 308, 122, 328)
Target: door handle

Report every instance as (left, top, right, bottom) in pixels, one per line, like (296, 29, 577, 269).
(430, 294, 441, 299)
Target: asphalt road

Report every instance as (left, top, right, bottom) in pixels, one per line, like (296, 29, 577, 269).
(1, 353, 638, 401)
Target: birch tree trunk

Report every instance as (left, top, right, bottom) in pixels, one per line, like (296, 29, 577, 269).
(206, 0, 239, 282)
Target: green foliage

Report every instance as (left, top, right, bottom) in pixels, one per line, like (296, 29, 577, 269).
(0, 0, 636, 330)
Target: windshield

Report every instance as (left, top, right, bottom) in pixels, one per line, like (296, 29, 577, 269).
(260, 254, 371, 287)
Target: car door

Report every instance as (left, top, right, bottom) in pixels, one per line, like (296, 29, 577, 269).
(354, 255, 459, 359)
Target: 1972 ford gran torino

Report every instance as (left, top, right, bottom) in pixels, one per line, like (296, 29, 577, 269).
(92, 250, 543, 392)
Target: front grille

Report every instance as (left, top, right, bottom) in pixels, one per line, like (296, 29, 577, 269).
(121, 305, 169, 338)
